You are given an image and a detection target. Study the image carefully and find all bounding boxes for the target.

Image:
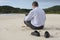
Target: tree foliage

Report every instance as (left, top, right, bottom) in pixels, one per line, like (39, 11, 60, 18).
(44, 5, 60, 14)
(0, 5, 60, 14)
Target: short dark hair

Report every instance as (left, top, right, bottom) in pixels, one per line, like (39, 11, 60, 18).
(32, 1, 38, 7)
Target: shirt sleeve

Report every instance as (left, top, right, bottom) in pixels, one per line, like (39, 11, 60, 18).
(24, 10, 34, 21)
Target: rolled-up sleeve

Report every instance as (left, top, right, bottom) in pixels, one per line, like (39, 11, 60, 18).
(24, 10, 34, 21)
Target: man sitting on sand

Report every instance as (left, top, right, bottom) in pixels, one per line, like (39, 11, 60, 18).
(24, 1, 46, 30)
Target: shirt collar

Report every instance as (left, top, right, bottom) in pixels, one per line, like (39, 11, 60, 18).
(33, 7, 38, 10)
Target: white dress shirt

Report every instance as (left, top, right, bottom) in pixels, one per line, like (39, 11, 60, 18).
(24, 7, 46, 27)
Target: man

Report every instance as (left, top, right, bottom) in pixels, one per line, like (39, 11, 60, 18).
(24, 1, 46, 30)
(23, 1, 50, 37)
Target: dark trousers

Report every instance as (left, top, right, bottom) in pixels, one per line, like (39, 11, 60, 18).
(24, 21, 44, 30)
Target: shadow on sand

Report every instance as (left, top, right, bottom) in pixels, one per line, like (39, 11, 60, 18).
(21, 26, 60, 30)
(43, 27, 60, 30)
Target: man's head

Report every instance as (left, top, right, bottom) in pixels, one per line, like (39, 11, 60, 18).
(32, 1, 39, 9)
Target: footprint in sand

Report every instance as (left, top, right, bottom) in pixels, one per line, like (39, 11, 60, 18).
(21, 26, 32, 30)
(22, 26, 26, 28)
(4, 27, 9, 31)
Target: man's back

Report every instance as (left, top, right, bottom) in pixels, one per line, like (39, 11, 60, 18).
(31, 7, 46, 27)
(24, 7, 46, 27)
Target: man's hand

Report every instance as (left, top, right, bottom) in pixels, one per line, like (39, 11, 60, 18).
(25, 13, 28, 16)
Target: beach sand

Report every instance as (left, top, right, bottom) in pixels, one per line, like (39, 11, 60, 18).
(0, 14, 60, 40)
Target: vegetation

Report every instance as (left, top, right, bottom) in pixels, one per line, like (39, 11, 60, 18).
(44, 5, 60, 14)
(0, 6, 31, 13)
(0, 5, 60, 14)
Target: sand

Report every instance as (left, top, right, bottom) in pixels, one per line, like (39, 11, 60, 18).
(0, 14, 60, 40)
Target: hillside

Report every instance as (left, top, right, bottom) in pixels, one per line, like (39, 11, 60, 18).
(0, 5, 31, 13)
(44, 5, 60, 14)
(0, 5, 60, 14)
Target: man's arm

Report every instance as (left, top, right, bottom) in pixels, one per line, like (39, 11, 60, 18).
(24, 10, 34, 21)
